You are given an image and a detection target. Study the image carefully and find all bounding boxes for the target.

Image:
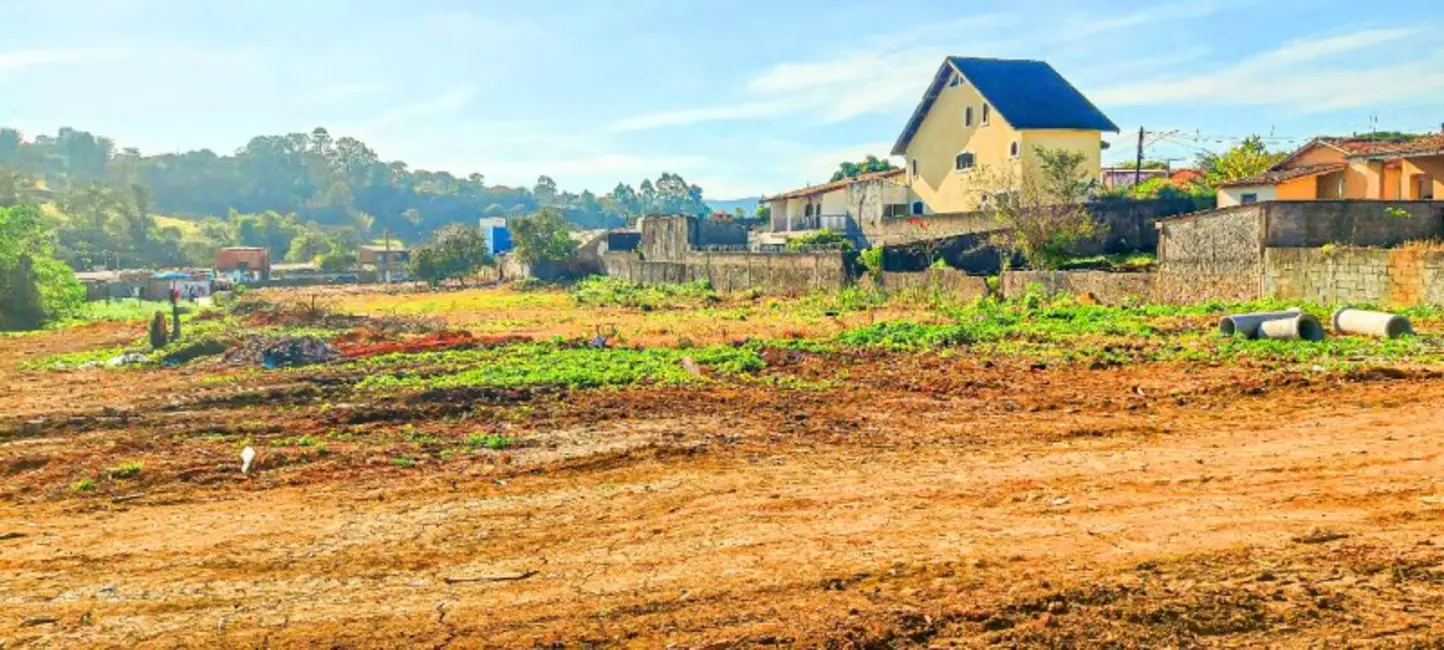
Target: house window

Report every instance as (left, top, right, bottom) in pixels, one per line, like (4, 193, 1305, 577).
(909, 158, 918, 181)
(982, 103, 990, 125)
(803, 204, 813, 217)
(883, 204, 908, 218)
(1240, 193, 1258, 205)
(1010, 141, 1020, 158)
(911, 201, 925, 215)
(954, 152, 975, 171)
(964, 106, 973, 127)
(948, 74, 960, 88)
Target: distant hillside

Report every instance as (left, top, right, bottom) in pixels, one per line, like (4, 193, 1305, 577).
(706, 197, 760, 215)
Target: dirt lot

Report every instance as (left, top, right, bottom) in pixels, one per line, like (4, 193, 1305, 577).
(3, 287, 1444, 647)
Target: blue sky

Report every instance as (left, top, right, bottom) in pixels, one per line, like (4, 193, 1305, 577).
(3, 0, 1443, 200)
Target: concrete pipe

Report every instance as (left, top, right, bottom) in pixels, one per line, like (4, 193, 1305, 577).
(1332, 308, 1413, 339)
(1257, 313, 1326, 342)
(1218, 308, 1302, 339)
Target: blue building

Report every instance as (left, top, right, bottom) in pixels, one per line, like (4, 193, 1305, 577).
(480, 217, 513, 256)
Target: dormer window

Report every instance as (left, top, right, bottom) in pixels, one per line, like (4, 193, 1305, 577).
(982, 103, 991, 126)
(948, 73, 961, 88)
(954, 152, 975, 171)
(964, 106, 973, 127)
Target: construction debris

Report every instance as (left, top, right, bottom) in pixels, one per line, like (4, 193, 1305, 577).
(1333, 308, 1413, 339)
(224, 336, 336, 368)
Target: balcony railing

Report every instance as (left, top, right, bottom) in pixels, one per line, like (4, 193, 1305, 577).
(778, 213, 858, 233)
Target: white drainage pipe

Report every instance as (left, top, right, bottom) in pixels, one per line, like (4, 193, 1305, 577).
(1332, 308, 1413, 339)
(1219, 308, 1302, 339)
(1258, 313, 1326, 342)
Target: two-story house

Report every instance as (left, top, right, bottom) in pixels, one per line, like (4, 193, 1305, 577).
(1218, 133, 1444, 207)
(893, 57, 1119, 214)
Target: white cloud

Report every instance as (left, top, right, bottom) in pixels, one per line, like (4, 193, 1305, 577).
(362, 86, 475, 128)
(1092, 27, 1436, 109)
(304, 81, 391, 105)
(1060, 0, 1224, 39)
(0, 47, 128, 76)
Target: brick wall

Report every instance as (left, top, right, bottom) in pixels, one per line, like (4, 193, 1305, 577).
(603, 251, 849, 295)
(878, 269, 990, 300)
(1263, 247, 1444, 306)
(1001, 271, 1156, 305)
(1157, 205, 1265, 303)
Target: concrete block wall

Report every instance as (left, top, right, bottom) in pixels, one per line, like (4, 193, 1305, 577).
(1264, 201, 1444, 248)
(1001, 271, 1156, 305)
(878, 269, 990, 301)
(1157, 205, 1266, 303)
(602, 251, 849, 295)
(1263, 247, 1444, 306)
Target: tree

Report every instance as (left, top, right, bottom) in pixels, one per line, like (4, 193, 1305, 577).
(829, 154, 895, 182)
(970, 147, 1102, 270)
(0, 204, 84, 330)
(1197, 136, 1286, 187)
(533, 175, 558, 207)
(409, 224, 492, 287)
(509, 208, 576, 265)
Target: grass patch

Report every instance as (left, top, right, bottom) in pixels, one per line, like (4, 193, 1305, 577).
(355, 342, 764, 391)
(466, 433, 515, 450)
(108, 461, 144, 480)
(391, 456, 417, 468)
(571, 276, 720, 310)
(70, 478, 96, 493)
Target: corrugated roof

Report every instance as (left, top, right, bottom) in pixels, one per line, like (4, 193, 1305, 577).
(891, 57, 1119, 156)
(769, 168, 904, 201)
(1218, 163, 1345, 188)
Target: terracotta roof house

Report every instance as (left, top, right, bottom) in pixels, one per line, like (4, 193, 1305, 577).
(215, 247, 270, 282)
(765, 169, 908, 236)
(1217, 132, 1444, 207)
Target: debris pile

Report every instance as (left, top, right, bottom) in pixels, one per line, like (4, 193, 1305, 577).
(332, 330, 530, 358)
(224, 336, 337, 368)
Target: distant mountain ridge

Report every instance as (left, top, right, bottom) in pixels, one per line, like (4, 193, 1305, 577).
(705, 197, 760, 215)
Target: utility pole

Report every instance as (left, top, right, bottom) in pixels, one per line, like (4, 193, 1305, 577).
(382, 228, 392, 284)
(1134, 126, 1146, 188)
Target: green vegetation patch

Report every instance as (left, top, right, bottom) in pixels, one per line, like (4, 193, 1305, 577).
(571, 276, 720, 310)
(355, 342, 763, 391)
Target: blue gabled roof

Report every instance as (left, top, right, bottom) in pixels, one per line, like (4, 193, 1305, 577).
(891, 57, 1119, 156)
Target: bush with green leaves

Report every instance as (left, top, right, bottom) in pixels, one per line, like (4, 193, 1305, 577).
(0, 204, 85, 330)
(410, 224, 493, 287)
(786, 228, 853, 252)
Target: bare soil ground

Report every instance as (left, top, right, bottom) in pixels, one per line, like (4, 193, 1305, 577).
(3, 290, 1444, 648)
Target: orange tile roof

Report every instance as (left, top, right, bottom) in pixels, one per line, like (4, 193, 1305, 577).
(769, 168, 904, 200)
(1319, 134, 1444, 157)
(1218, 163, 1346, 188)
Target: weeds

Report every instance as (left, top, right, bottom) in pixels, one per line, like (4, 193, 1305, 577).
(391, 456, 417, 468)
(70, 478, 95, 493)
(571, 276, 719, 310)
(108, 461, 144, 480)
(466, 433, 515, 450)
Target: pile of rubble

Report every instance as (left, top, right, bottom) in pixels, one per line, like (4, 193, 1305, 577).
(224, 336, 337, 368)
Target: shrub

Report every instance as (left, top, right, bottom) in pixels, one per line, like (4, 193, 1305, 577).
(859, 247, 883, 277)
(108, 461, 144, 479)
(148, 312, 169, 350)
(786, 228, 853, 252)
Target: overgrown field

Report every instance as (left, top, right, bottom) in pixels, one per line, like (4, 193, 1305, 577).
(4, 282, 1444, 647)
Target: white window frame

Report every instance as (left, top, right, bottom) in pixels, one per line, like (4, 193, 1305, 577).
(1010, 141, 1020, 158)
(954, 151, 975, 172)
(909, 158, 918, 182)
(964, 106, 973, 128)
(982, 103, 990, 126)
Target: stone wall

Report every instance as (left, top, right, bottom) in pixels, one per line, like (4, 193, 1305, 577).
(603, 251, 849, 295)
(1001, 271, 1156, 305)
(1157, 205, 1266, 303)
(639, 216, 694, 262)
(1263, 247, 1444, 306)
(878, 269, 990, 300)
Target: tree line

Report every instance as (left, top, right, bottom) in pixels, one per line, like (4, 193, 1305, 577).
(0, 125, 716, 270)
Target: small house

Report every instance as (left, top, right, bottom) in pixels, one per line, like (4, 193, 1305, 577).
(479, 217, 513, 255)
(1218, 132, 1444, 207)
(216, 247, 270, 282)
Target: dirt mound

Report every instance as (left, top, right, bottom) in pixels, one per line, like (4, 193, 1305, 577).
(332, 330, 531, 358)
